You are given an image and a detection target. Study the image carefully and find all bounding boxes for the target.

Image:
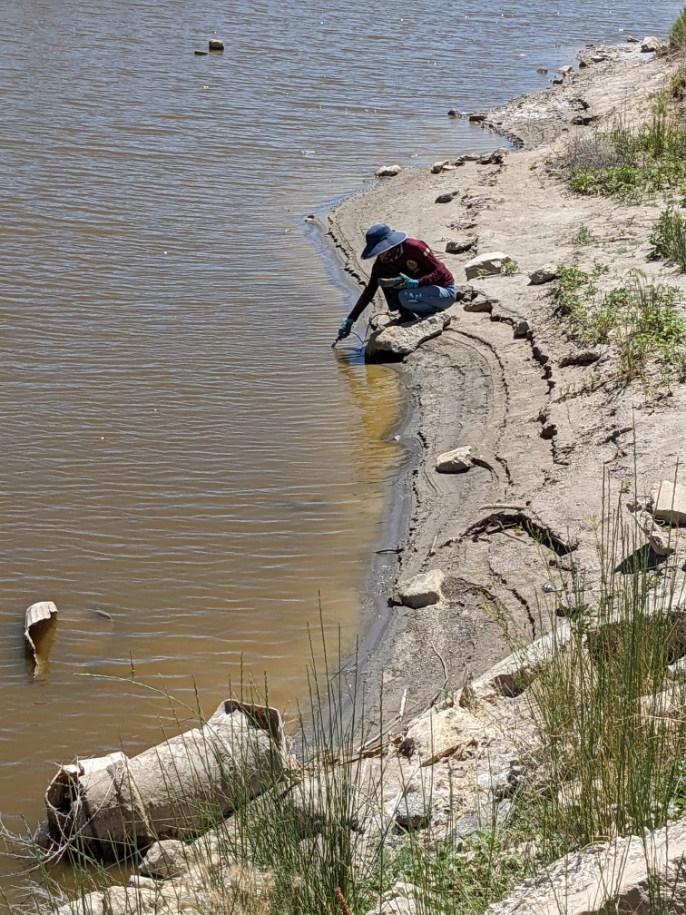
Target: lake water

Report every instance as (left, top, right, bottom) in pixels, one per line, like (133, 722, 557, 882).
(1, 0, 683, 902)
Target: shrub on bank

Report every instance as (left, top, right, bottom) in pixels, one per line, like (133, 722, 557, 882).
(670, 7, 686, 53)
(650, 206, 686, 270)
(561, 96, 686, 201)
(528, 491, 686, 853)
(552, 266, 686, 383)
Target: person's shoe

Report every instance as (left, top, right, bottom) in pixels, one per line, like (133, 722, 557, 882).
(398, 307, 416, 324)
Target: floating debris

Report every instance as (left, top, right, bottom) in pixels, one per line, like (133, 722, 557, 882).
(24, 601, 58, 675)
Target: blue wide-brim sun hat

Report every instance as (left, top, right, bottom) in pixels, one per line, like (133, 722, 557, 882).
(361, 223, 407, 260)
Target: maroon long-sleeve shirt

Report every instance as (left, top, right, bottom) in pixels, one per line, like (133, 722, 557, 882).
(348, 238, 454, 323)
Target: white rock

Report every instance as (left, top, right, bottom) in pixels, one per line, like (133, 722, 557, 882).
(529, 264, 559, 285)
(396, 570, 445, 609)
(376, 164, 402, 177)
(140, 839, 189, 879)
(465, 252, 516, 280)
(463, 293, 494, 313)
(105, 886, 158, 915)
(650, 480, 686, 525)
(403, 705, 485, 765)
(446, 236, 477, 254)
(436, 447, 473, 473)
(431, 159, 453, 174)
(473, 623, 572, 697)
(641, 35, 663, 52)
(366, 313, 450, 360)
(56, 894, 107, 915)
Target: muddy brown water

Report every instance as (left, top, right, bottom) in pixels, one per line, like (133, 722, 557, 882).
(1, 0, 684, 904)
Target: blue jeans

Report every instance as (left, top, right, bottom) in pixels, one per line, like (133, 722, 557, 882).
(383, 284, 456, 318)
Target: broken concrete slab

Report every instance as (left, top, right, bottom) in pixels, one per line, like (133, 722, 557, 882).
(485, 817, 686, 915)
(473, 623, 572, 698)
(45, 701, 286, 855)
(650, 480, 686, 526)
(465, 252, 516, 280)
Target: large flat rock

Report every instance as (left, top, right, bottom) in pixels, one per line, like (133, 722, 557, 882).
(366, 314, 450, 361)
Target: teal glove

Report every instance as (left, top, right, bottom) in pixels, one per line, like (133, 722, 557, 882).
(338, 318, 353, 339)
(400, 273, 419, 289)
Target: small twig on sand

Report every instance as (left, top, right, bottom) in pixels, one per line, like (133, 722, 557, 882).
(430, 639, 449, 687)
(399, 687, 408, 724)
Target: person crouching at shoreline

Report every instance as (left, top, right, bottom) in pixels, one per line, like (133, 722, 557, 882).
(337, 223, 456, 341)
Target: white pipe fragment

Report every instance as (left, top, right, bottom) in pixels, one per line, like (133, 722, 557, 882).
(24, 601, 58, 673)
(45, 700, 286, 856)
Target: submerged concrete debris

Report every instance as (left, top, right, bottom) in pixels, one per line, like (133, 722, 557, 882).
(24, 600, 58, 675)
(44, 701, 285, 856)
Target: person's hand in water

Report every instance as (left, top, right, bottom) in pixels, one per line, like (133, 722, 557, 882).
(337, 318, 353, 339)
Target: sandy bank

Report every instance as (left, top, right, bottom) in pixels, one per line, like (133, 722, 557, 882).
(328, 39, 686, 729)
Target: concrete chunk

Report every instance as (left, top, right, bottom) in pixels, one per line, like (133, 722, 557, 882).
(436, 447, 473, 473)
(465, 252, 516, 280)
(650, 480, 686, 526)
(396, 570, 445, 609)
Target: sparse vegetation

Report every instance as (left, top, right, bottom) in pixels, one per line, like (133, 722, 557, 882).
(571, 225, 597, 246)
(560, 96, 686, 201)
(528, 491, 686, 852)
(670, 65, 686, 102)
(501, 259, 519, 276)
(670, 7, 686, 53)
(650, 206, 686, 270)
(553, 266, 686, 382)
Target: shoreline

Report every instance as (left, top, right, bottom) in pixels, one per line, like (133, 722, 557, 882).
(38, 22, 686, 915)
(326, 36, 683, 729)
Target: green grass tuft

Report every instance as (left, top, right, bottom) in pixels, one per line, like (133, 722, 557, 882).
(562, 96, 686, 201)
(670, 7, 686, 52)
(571, 225, 597, 246)
(553, 266, 686, 383)
(650, 207, 686, 270)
